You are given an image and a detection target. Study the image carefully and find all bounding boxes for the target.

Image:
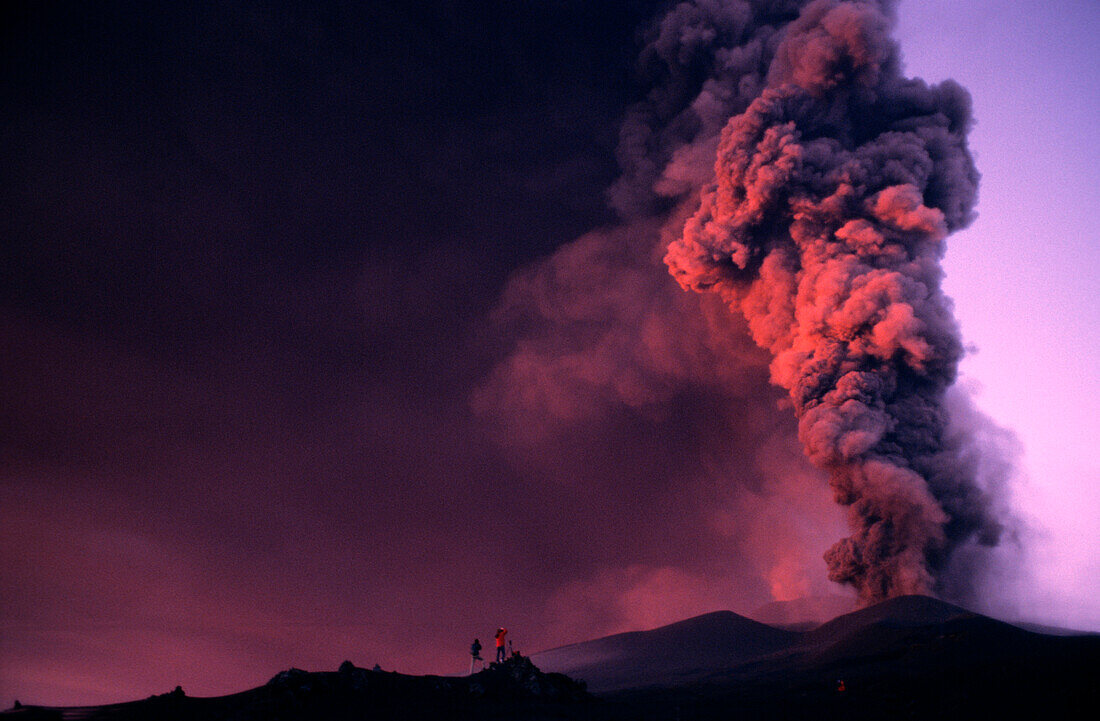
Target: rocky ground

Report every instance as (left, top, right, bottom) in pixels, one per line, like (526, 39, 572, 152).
(0, 656, 593, 721)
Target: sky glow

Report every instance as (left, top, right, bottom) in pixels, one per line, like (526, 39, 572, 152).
(1, 0, 1097, 708)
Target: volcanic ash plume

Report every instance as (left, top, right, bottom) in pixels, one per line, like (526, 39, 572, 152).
(665, 0, 1003, 603)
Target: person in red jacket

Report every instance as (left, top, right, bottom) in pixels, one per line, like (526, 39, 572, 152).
(494, 627, 508, 663)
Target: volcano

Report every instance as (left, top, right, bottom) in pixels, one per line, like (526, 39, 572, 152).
(533, 595, 1097, 690)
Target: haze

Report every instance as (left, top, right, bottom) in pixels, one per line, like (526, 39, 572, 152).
(1, 0, 1096, 708)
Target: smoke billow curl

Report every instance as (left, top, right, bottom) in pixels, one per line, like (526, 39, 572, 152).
(482, 0, 1011, 609)
(664, 0, 1004, 603)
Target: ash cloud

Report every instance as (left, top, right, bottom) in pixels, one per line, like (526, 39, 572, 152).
(609, 0, 808, 217)
(476, 0, 858, 618)
(483, 0, 1012, 609)
(473, 214, 850, 617)
(664, 0, 1008, 603)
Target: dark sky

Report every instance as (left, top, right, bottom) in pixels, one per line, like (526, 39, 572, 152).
(0, 0, 854, 705)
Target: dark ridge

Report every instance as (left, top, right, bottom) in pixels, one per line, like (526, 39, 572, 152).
(0, 655, 590, 721)
(804, 594, 979, 646)
(531, 610, 801, 692)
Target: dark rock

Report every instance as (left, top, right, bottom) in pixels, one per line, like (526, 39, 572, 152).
(468, 654, 590, 703)
(266, 668, 310, 688)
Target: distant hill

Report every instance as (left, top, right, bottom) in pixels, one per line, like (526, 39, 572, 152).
(530, 610, 800, 692)
(533, 595, 1100, 709)
(800, 593, 983, 659)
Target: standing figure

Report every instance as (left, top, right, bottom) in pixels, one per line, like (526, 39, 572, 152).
(494, 627, 508, 663)
(469, 638, 483, 674)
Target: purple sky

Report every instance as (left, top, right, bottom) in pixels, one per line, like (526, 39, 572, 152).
(1, 0, 1097, 708)
(896, 0, 1100, 629)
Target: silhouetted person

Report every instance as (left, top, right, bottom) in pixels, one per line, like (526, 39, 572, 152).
(494, 627, 508, 663)
(470, 638, 483, 673)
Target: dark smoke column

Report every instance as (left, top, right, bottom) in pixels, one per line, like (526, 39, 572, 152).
(665, 0, 1001, 604)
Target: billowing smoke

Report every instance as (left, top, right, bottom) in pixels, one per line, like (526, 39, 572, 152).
(480, 0, 1010, 613)
(664, 0, 1005, 603)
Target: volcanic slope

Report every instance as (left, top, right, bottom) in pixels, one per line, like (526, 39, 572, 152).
(602, 595, 1100, 719)
(531, 595, 1100, 700)
(530, 610, 800, 692)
